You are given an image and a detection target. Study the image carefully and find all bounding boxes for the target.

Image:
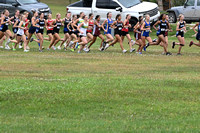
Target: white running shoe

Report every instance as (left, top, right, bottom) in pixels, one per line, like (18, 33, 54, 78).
(24, 49, 29, 52)
(5, 45, 11, 50)
(26, 46, 30, 50)
(122, 49, 127, 53)
(131, 40, 136, 46)
(83, 47, 87, 52)
(130, 48, 136, 53)
(63, 42, 67, 47)
(5, 38, 11, 46)
(0, 46, 3, 49)
(57, 46, 61, 50)
(52, 46, 56, 50)
(69, 41, 74, 47)
(104, 44, 110, 50)
(19, 45, 23, 49)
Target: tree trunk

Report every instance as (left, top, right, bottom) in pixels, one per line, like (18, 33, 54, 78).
(158, 0, 163, 11)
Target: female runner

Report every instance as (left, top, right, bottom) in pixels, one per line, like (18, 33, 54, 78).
(48, 13, 63, 50)
(88, 15, 105, 51)
(23, 10, 39, 52)
(44, 14, 54, 43)
(121, 14, 135, 53)
(172, 14, 186, 55)
(189, 18, 200, 47)
(58, 12, 72, 50)
(77, 15, 90, 53)
(134, 16, 144, 53)
(102, 12, 114, 46)
(105, 14, 127, 53)
(36, 13, 46, 51)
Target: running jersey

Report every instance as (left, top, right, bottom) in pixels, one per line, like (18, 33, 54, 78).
(198, 23, 200, 34)
(47, 19, 54, 30)
(17, 21, 26, 35)
(142, 21, 151, 37)
(38, 19, 45, 30)
(178, 21, 185, 33)
(122, 20, 129, 32)
(80, 22, 88, 36)
(93, 21, 101, 36)
(13, 16, 20, 27)
(64, 18, 71, 28)
(87, 20, 94, 33)
(53, 19, 62, 33)
(157, 20, 167, 35)
(135, 24, 142, 40)
(77, 18, 84, 26)
(24, 18, 29, 32)
(105, 18, 113, 34)
(3, 16, 9, 27)
(114, 21, 123, 34)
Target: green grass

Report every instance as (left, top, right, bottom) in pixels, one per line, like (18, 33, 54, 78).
(0, 0, 200, 132)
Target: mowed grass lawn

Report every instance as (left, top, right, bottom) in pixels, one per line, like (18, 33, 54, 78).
(1, 0, 200, 132)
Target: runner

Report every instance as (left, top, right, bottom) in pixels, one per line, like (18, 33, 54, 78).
(172, 14, 186, 55)
(105, 14, 127, 53)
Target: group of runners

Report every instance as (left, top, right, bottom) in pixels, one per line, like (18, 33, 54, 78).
(0, 9, 199, 55)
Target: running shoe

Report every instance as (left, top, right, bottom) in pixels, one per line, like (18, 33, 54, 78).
(5, 38, 11, 46)
(0, 46, 3, 49)
(70, 48, 75, 52)
(64, 42, 67, 47)
(104, 44, 110, 50)
(143, 46, 146, 51)
(131, 40, 136, 46)
(172, 42, 176, 49)
(139, 52, 142, 55)
(75, 42, 79, 49)
(146, 43, 150, 48)
(13, 48, 16, 51)
(57, 46, 61, 50)
(24, 49, 29, 52)
(26, 46, 30, 50)
(69, 41, 74, 47)
(30, 38, 34, 42)
(153, 38, 157, 42)
(5, 45, 11, 50)
(189, 41, 193, 47)
(52, 46, 56, 50)
(130, 48, 136, 53)
(122, 49, 127, 53)
(177, 53, 182, 56)
(19, 45, 23, 49)
(166, 52, 172, 56)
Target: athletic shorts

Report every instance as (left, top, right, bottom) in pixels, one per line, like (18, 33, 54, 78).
(0, 25, 8, 32)
(80, 35, 86, 38)
(135, 33, 141, 40)
(13, 28, 18, 34)
(64, 28, 69, 34)
(157, 32, 165, 37)
(52, 30, 59, 35)
(176, 32, 184, 37)
(47, 30, 53, 35)
(114, 30, 122, 36)
(142, 31, 150, 37)
(196, 33, 200, 40)
(165, 31, 168, 36)
(104, 29, 112, 35)
(122, 31, 129, 36)
(29, 26, 36, 34)
(36, 29, 44, 34)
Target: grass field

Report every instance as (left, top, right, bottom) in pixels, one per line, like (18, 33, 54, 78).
(0, 0, 200, 132)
